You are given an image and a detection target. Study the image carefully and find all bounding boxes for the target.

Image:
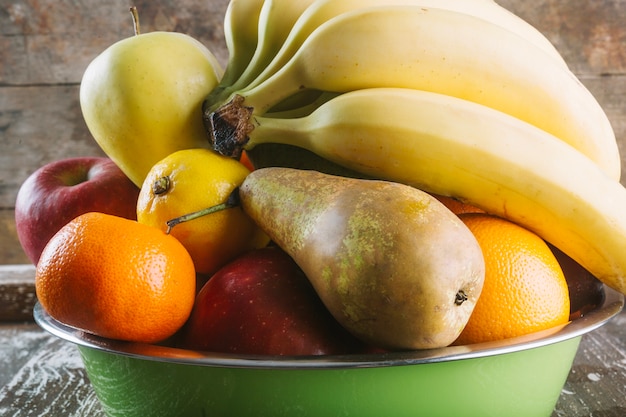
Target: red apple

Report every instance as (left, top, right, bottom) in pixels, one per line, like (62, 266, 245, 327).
(180, 246, 366, 356)
(15, 157, 140, 264)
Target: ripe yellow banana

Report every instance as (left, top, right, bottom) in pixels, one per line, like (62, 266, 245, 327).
(240, 88, 626, 295)
(219, 0, 265, 88)
(210, 5, 618, 180)
(206, 0, 316, 110)
(239, 0, 567, 94)
(226, 0, 317, 93)
(266, 90, 340, 118)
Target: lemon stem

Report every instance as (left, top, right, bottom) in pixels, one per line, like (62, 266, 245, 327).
(166, 188, 241, 234)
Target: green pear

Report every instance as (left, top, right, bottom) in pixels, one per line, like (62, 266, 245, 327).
(80, 31, 223, 187)
(238, 167, 485, 350)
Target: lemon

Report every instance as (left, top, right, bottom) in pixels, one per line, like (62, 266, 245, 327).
(137, 148, 269, 275)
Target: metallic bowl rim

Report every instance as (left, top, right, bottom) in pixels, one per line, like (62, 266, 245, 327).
(34, 286, 623, 370)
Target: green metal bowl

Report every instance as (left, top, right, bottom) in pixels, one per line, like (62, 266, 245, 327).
(34, 286, 623, 417)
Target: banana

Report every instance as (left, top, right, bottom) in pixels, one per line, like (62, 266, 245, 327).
(226, 0, 317, 94)
(239, 0, 567, 94)
(239, 88, 626, 295)
(206, 0, 317, 110)
(266, 90, 340, 118)
(218, 0, 265, 88)
(207, 5, 619, 180)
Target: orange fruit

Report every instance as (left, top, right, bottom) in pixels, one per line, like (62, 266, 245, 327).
(455, 213, 570, 345)
(35, 212, 196, 344)
(432, 194, 484, 215)
(137, 148, 269, 276)
(239, 150, 255, 171)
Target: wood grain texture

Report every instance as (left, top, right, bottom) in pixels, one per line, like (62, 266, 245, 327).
(0, 335, 103, 417)
(498, 0, 626, 76)
(0, 209, 30, 265)
(0, 323, 50, 387)
(0, 0, 229, 86)
(0, 264, 36, 322)
(1, 86, 104, 210)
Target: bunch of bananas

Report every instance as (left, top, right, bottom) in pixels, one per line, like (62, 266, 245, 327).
(202, 0, 626, 296)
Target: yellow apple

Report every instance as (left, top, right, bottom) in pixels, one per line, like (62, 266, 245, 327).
(80, 31, 223, 187)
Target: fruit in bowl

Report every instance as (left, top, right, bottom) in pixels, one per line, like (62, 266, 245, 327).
(235, 168, 485, 350)
(181, 246, 366, 355)
(35, 212, 196, 344)
(136, 148, 269, 277)
(23, 2, 626, 416)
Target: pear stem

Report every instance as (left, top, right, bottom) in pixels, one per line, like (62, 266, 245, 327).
(130, 6, 141, 35)
(166, 188, 241, 234)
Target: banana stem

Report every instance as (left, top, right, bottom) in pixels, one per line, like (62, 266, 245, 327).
(205, 95, 255, 159)
(166, 188, 241, 234)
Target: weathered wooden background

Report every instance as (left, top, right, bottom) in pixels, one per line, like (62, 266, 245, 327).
(1, 0, 625, 266)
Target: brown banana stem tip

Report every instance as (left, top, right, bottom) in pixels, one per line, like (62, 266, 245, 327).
(203, 95, 254, 159)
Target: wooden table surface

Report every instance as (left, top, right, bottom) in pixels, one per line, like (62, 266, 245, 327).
(0, 266, 624, 416)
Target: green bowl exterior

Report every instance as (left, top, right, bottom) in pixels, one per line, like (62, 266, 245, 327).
(78, 336, 581, 417)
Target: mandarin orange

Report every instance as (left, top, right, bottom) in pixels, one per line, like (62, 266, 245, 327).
(35, 212, 196, 343)
(455, 213, 570, 345)
(432, 194, 484, 215)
